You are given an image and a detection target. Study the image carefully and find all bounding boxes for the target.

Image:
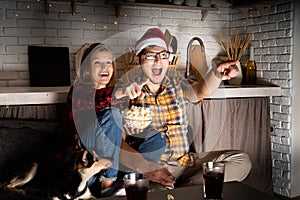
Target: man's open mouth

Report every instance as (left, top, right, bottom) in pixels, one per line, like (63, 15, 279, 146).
(152, 68, 162, 76)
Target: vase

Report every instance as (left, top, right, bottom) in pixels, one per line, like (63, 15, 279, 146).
(199, 0, 211, 7)
(172, 0, 184, 5)
(185, 0, 198, 6)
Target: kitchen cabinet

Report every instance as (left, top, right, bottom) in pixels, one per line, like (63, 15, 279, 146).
(187, 97, 272, 193)
(106, 1, 218, 21)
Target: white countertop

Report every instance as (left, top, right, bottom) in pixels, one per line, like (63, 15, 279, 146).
(0, 86, 70, 106)
(0, 85, 282, 106)
(210, 85, 282, 99)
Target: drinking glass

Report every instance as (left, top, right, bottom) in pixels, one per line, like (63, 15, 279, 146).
(123, 173, 149, 200)
(202, 162, 225, 200)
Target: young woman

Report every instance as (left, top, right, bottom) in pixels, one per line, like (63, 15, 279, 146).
(62, 43, 123, 192)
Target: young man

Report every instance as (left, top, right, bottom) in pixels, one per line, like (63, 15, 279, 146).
(115, 27, 252, 189)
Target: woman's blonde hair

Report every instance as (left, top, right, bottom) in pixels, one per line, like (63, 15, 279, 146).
(76, 43, 117, 87)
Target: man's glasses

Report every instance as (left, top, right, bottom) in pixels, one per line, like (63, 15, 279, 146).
(143, 51, 170, 60)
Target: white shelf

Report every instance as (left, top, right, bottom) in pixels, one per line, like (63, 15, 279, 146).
(106, 1, 218, 21)
(45, 0, 89, 15)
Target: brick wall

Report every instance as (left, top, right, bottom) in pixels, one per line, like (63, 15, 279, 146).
(229, 0, 295, 197)
(0, 0, 232, 86)
(0, 0, 297, 197)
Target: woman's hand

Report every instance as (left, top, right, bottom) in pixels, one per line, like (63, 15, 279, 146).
(123, 123, 144, 135)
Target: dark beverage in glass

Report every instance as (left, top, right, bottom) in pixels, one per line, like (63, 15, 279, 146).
(124, 173, 149, 200)
(202, 162, 225, 200)
(203, 171, 224, 199)
(125, 185, 148, 200)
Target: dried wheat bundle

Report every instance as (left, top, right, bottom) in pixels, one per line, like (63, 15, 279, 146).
(218, 33, 250, 61)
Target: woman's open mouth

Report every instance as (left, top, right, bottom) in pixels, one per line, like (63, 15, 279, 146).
(99, 72, 109, 77)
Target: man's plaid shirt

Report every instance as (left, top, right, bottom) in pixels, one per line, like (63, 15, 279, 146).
(121, 67, 196, 166)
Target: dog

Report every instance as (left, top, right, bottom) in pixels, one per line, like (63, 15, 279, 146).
(2, 149, 112, 200)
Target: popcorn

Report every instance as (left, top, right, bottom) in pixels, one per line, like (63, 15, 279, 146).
(122, 106, 152, 129)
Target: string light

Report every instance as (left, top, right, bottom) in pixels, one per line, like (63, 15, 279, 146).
(101, 25, 108, 31)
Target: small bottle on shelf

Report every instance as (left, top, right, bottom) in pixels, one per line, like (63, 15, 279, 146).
(245, 46, 257, 85)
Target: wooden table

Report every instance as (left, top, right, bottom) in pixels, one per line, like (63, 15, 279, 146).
(100, 181, 279, 200)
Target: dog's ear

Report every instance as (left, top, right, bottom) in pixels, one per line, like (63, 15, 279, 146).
(92, 151, 99, 161)
(82, 150, 88, 163)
